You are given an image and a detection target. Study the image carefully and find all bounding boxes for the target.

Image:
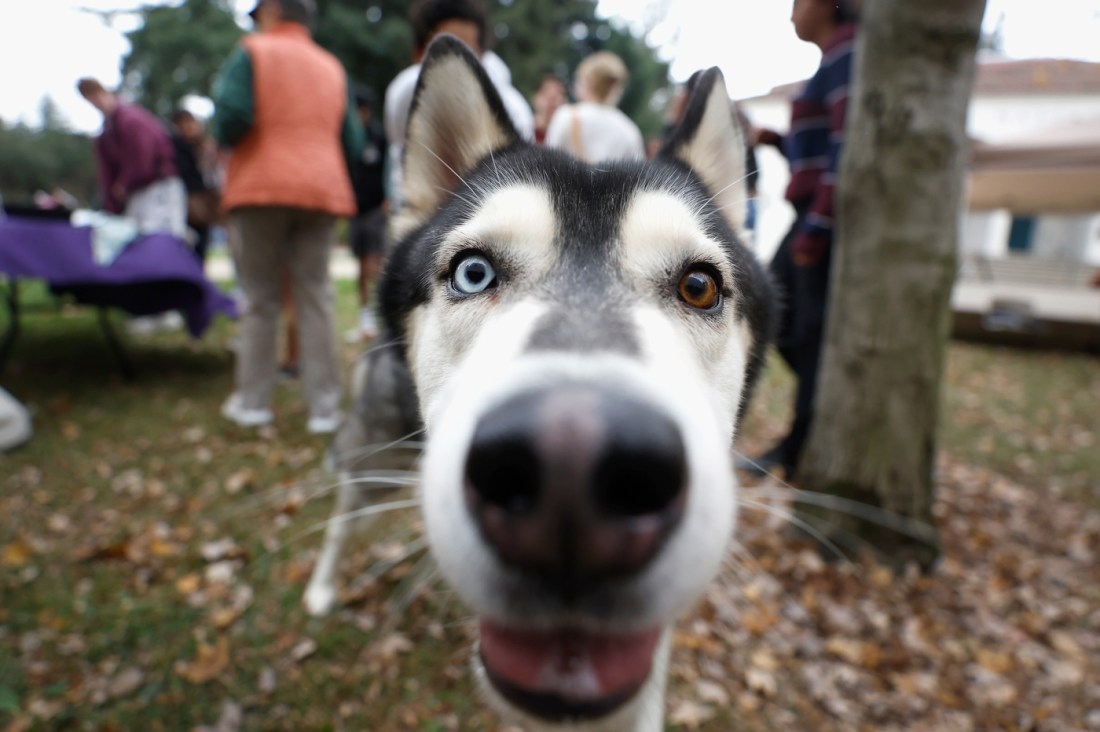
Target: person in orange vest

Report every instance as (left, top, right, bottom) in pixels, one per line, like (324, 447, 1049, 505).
(212, 0, 363, 434)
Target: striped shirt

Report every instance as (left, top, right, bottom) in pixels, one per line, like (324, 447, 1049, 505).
(775, 23, 857, 261)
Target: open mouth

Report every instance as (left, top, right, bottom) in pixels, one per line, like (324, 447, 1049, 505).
(478, 619, 662, 721)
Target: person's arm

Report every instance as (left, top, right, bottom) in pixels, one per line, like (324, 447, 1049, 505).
(341, 85, 365, 168)
(211, 47, 255, 148)
(753, 128, 791, 164)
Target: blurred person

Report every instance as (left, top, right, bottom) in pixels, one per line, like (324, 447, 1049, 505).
(734, 104, 760, 234)
(662, 72, 759, 233)
(77, 78, 186, 237)
(383, 0, 534, 209)
(544, 50, 644, 163)
(346, 84, 388, 341)
(212, 0, 363, 434)
(532, 73, 567, 145)
(170, 108, 221, 263)
(737, 0, 859, 478)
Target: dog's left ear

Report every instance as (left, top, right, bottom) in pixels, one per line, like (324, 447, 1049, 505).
(661, 69, 747, 237)
(394, 35, 522, 240)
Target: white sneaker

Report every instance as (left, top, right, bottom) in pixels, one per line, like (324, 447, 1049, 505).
(126, 316, 159, 337)
(127, 312, 184, 336)
(307, 413, 342, 435)
(358, 308, 379, 340)
(221, 394, 274, 427)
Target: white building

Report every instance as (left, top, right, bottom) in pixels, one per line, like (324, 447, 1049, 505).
(741, 56, 1100, 348)
(741, 56, 1100, 262)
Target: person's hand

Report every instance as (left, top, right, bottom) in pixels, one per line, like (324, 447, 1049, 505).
(752, 127, 782, 147)
(792, 232, 828, 267)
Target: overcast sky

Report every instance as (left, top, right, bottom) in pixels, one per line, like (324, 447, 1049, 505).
(2, 0, 1099, 134)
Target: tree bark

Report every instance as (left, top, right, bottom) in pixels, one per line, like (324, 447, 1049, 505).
(797, 0, 987, 567)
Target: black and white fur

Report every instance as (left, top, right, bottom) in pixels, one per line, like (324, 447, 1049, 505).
(305, 36, 773, 731)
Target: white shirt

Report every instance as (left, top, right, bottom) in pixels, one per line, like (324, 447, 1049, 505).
(383, 51, 535, 207)
(544, 101, 645, 164)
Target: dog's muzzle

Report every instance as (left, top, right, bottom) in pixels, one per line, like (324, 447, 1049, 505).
(462, 383, 686, 719)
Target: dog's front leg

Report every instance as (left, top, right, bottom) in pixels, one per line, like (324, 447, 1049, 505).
(303, 471, 362, 616)
(303, 340, 421, 617)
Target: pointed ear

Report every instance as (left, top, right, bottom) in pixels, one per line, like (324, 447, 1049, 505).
(660, 68, 747, 237)
(394, 35, 521, 240)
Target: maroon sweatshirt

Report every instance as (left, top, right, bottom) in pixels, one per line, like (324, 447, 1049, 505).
(93, 103, 178, 214)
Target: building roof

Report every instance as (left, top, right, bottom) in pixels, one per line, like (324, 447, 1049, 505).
(974, 57, 1100, 96)
(745, 57, 1100, 101)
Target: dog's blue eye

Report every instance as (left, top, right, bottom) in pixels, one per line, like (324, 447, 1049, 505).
(452, 254, 497, 295)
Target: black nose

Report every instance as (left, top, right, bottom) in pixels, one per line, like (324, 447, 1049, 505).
(463, 385, 687, 597)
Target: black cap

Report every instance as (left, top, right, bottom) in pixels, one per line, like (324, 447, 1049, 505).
(249, 0, 317, 23)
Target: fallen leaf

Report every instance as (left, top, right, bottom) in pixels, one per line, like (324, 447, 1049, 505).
(668, 699, 715, 728)
(371, 633, 413, 661)
(46, 514, 72, 534)
(290, 638, 318, 663)
(175, 574, 201, 595)
(1, 541, 31, 568)
(107, 667, 144, 699)
(200, 538, 247, 563)
(224, 469, 254, 496)
(195, 699, 242, 732)
(176, 636, 230, 684)
(210, 607, 242, 630)
(694, 679, 729, 706)
(257, 666, 276, 695)
(745, 668, 778, 697)
(976, 648, 1015, 675)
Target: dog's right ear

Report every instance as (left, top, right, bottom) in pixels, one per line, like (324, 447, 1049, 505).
(394, 35, 521, 240)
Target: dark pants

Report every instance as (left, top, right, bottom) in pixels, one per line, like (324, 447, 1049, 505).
(768, 214, 832, 472)
(191, 225, 210, 265)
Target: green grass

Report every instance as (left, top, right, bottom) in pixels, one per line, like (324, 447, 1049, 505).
(739, 341, 1100, 508)
(1, 280, 1097, 730)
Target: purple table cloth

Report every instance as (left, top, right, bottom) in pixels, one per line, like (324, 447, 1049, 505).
(0, 217, 236, 337)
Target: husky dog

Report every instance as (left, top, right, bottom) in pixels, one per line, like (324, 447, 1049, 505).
(305, 36, 773, 731)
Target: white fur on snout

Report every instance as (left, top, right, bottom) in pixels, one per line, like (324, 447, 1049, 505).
(418, 298, 550, 622)
(421, 341, 740, 628)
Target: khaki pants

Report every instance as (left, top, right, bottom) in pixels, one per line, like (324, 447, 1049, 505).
(126, 176, 188, 239)
(228, 206, 342, 419)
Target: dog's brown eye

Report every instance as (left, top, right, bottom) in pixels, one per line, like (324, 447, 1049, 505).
(678, 269, 720, 310)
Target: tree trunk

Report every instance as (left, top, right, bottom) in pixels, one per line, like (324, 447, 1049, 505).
(797, 0, 987, 568)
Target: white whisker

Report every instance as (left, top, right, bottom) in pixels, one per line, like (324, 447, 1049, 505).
(738, 498, 852, 564)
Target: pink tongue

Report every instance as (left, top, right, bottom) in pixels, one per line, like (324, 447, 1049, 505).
(479, 620, 661, 701)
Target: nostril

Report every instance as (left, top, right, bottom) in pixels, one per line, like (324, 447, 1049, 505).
(465, 394, 543, 516)
(463, 385, 688, 591)
(593, 401, 686, 519)
(465, 432, 540, 514)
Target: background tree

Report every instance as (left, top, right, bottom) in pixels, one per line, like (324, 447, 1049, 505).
(312, 0, 670, 138)
(121, 0, 243, 117)
(0, 99, 96, 205)
(797, 0, 989, 566)
(114, 0, 669, 136)
(313, 0, 412, 102)
(493, 0, 670, 137)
